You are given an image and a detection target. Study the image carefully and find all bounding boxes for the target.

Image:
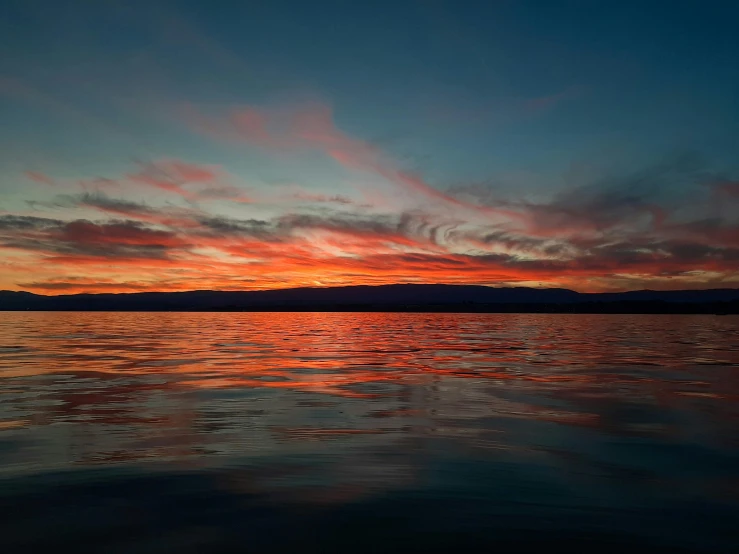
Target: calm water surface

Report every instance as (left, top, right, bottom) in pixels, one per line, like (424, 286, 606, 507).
(0, 312, 737, 552)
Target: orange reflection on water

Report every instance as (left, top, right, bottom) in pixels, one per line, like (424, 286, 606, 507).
(0, 311, 737, 478)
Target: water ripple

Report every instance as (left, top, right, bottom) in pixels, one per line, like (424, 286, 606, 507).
(0, 312, 737, 552)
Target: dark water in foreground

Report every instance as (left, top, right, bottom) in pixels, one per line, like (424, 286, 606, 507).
(0, 312, 737, 553)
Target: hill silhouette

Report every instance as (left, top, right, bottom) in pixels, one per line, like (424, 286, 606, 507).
(1, 284, 738, 313)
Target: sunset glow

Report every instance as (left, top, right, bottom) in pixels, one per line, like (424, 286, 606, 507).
(1, 2, 737, 294)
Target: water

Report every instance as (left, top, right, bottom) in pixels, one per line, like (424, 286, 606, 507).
(0, 312, 737, 553)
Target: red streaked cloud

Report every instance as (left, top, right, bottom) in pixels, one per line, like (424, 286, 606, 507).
(24, 158, 252, 205)
(2, 111, 737, 294)
(125, 159, 253, 204)
(2, 183, 738, 294)
(127, 160, 217, 200)
(189, 101, 525, 220)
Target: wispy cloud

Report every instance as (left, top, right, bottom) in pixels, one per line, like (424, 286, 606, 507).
(24, 171, 56, 185)
(188, 101, 525, 220)
(3, 135, 738, 293)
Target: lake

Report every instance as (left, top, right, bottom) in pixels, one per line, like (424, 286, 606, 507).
(0, 312, 737, 552)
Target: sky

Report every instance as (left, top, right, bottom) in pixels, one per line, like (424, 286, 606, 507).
(1, 0, 738, 294)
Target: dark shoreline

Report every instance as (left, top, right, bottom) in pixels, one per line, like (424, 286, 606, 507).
(2, 284, 738, 314)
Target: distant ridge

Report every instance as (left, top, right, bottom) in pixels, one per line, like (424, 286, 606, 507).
(1, 284, 738, 313)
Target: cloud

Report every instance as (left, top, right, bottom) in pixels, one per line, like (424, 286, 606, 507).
(4, 149, 739, 293)
(449, 153, 726, 243)
(189, 101, 524, 220)
(194, 185, 252, 204)
(194, 215, 274, 239)
(0, 215, 189, 260)
(6, 188, 738, 292)
(288, 191, 356, 205)
(713, 180, 739, 198)
(17, 278, 154, 292)
(58, 220, 185, 249)
(665, 218, 739, 248)
(125, 159, 250, 203)
(29, 191, 203, 229)
(24, 171, 56, 185)
(30, 159, 252, 205)
(79, 177, 121, 191)
(68, 192, 157, 217)
(127, 161, 206, 199)
(449, 227, 559, 255)
(0, 215, 64, 230)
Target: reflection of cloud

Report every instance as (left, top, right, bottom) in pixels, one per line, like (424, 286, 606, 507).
(7, 311, 735, 458)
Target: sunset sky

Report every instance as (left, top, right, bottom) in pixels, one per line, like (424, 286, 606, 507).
(1, 0, 737, 294)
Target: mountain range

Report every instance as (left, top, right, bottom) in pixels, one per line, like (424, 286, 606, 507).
(1, 284, 738, 313)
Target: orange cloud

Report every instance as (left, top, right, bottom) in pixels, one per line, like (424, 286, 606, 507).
(3, 140, 738, 294)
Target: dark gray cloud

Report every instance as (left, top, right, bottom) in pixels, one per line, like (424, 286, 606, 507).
(0, 215, 64, 230)
(196, 216, 271, 234)
(0, 216, 188, 259)
(74, 193, 159, 216)
(277, 213, 399, 236)
(29, 192, 159, 218)
(449, 152, 734, 238)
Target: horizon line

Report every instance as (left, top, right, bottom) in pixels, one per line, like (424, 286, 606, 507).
(3, 282, 739, 297)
